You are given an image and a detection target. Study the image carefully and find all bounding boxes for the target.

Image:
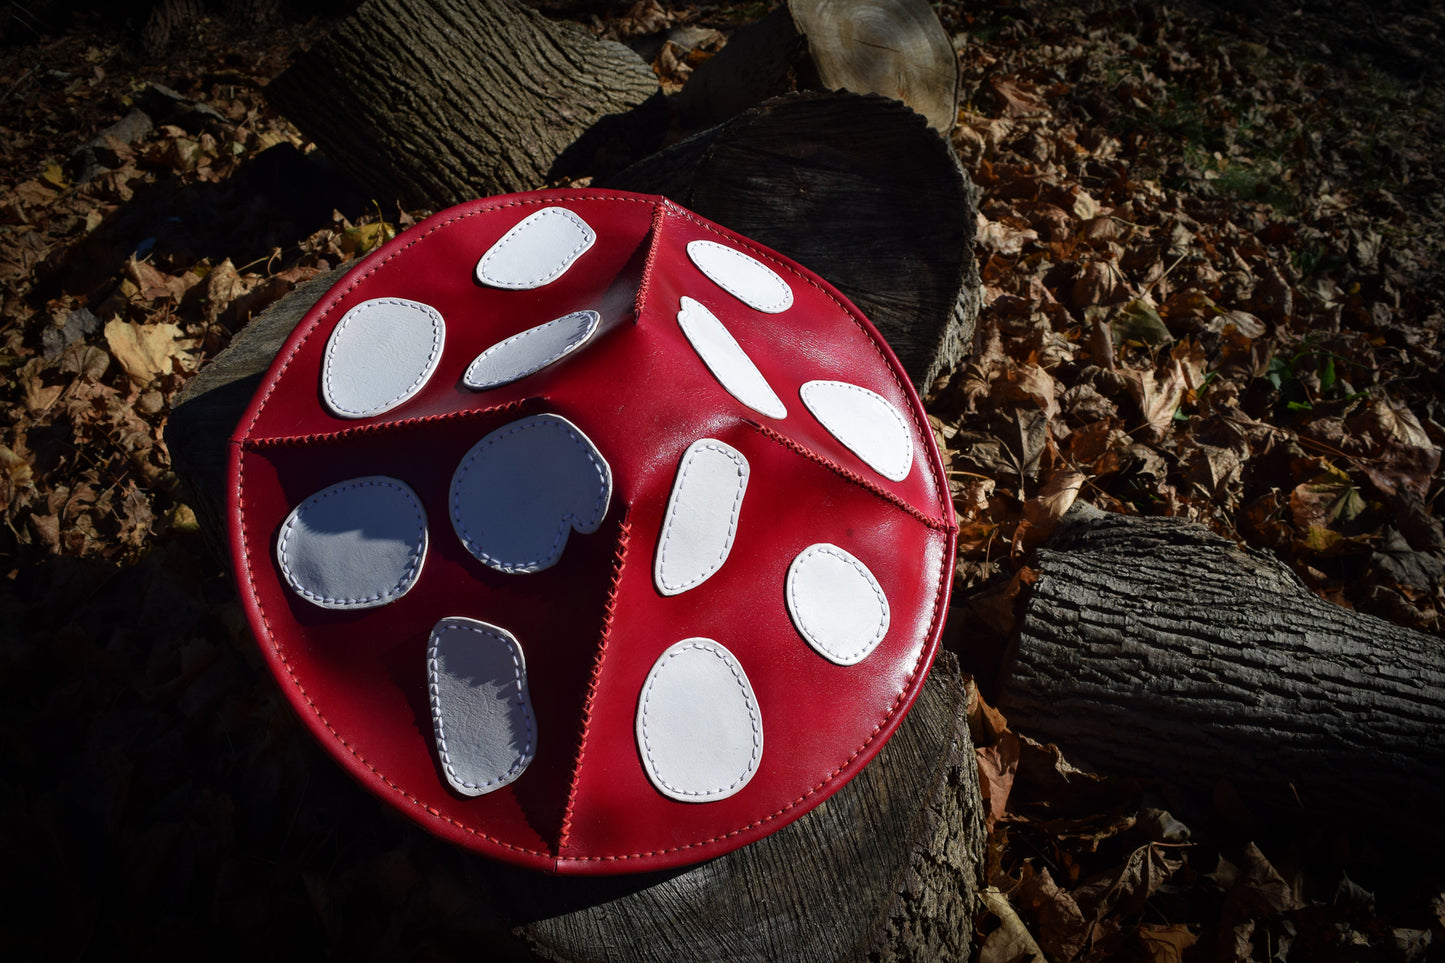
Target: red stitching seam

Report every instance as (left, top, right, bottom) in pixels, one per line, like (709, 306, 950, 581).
(243, 398, 531, 449)
(560, 536, 952, 864)
(751, 424, 953, 532)
(557, 515, 632, 852)
(240, 193, 660, 442)
(237, 190, 955, 867)
(662, 202, 955, 526)
(632, 201, 669, 322)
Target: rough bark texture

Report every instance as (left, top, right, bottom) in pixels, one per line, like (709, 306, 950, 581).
(676, 0, 959, 134)
(998, 505, 1445, 844)
(264, 0, 663, 209)
(608, 92, 981, 394)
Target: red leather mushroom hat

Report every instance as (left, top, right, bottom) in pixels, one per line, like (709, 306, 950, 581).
(228, 189, 957, 874)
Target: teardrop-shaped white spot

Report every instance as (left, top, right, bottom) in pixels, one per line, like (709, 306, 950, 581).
(428, 617, 536, 797)
(451, 414, 611, 573)
(464, 310, 600, 390)
(637, 639, 762, 803)
(686, 240, 793, 314)
(322, 298, 444, 419)
(654, 439, 748, 596)
(786, 544, 890, 666)
(276, 476, 427, 609)
(475, 206, 596, 290)
(800, 380, 914, 482)
(676, 297, 786, 418)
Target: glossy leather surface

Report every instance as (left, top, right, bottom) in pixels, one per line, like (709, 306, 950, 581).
(228, 190, 957, 874)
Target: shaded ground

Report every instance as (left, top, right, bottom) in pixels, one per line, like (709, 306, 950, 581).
(0, 0, 1441, 959)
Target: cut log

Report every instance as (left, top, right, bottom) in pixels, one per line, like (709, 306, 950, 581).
(608, 92, 981, 394)
(675, 0, 959, 135)
(995, 504, 1445, 845)
(263, 0, 664, 209)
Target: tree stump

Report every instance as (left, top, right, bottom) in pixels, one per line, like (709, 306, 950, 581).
(607, 92, 981, 394)
(675, 0, 959, 135)
(995, 505, 1445, 846)
(264, 0, 664, 209)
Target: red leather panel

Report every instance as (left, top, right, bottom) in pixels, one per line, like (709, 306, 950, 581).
(229, 190, 956, 874)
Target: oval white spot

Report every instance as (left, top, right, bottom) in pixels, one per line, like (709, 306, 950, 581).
(686, 240, 793, 314)
(475, 206, 596, 290)
(276, 475, 427, 609)
(800, 380, 914, 482)
(676, 297, 786, 418)
(636, 639, 762, 803)
(654, 439, 748, 596)
(786, 544, 890, 666)
(322, 298, 444, 419)
(428, 617, 536, 797)
(464, 310, 600, 390)
(451, 414, 611, 573)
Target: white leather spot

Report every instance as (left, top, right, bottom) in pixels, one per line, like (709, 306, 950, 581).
(686, 240, 793, 314)
(676, 297, 786, 419)
(786, 544, 890, 666)
(464, 310, 600, 390)
(450, 414, 611, 573)
(475, 207, 596, 290)
(654, 439, 748, 596)
(322, 298, 444, 419)
(636, 639, 762, 803)
(800, 380, 914, 482)
(428, 617, 536, 797)
(276, 476, 427, 609)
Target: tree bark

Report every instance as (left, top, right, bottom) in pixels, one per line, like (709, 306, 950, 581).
(264, 0, 664, 209)
(675, 0, 959, 135)
(996, 505, 1445, 845)
(607, 91, 981, 394)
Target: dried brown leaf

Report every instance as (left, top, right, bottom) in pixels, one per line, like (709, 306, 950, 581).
(104, 319, 197, 385)
(978, 886, 1047, 963)
(1134, 923, 1199, 963)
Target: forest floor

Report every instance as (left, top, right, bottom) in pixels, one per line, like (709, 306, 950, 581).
(0, 0, 1441, 959)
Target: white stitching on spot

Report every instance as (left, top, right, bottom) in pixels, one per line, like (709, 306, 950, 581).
(276, 477, 427, 607)
(322, 298, 445, 418)
(687, 240, 793, 313)
(464, 310, 600, 389)
(428, 620, 536, 792)
(476, 207, 596, 289)
(450, 416, 609, 573)
(655, 440, 748, 594)
(787, 544, 889, 664)
(800, 380, 914, 482)
(639, 640, 762, 798)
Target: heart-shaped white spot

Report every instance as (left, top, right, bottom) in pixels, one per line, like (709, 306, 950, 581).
(428, 617, 537, 797)
(464, 310, 600, 390)
(637, 639, 763, 803)
(475, 207, 596, 290)
(800, 380, 914, 482)
(676, 297, 786, 419)
(786, 544, 890, 666)
(276, 475, 427, 609)
(450, 414, 611, 573)
(322, 298, 445, 419)
(686, 240, 793, 314)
